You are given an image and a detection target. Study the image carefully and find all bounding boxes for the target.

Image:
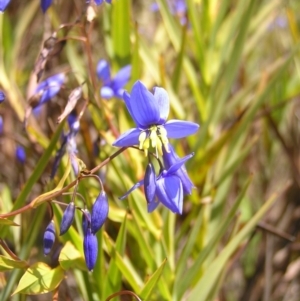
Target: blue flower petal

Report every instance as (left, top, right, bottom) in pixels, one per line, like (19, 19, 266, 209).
(156, 175, 183, 214)
(123, 91, 143, 127)
(165, 120, 199, 138)
(0, 90, 5, 103)
(166, 153, 194, 175)
(43, 220, 55, 255)
(101, 86, 114, 99)
(111, 65, 131, 91)
(119, 179, 144, 200)
(163, 145, 194, 195)
(113, 128, 140, 147)
(153, 86, 169, 124)
(129, 81, 160, 127)
(148, 200, 159, 212)
(0, 0, 10, 12)
(97, 59, 111, 83)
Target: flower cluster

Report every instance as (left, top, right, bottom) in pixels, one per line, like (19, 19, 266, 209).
(43, 190, 109, 271)
(114, 81, 199, 214)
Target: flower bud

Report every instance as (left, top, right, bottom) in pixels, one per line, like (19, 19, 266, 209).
(16, 146, 26, 164)
(91, 191, 109, 234)
(83, 227, 98, 271)
(82, 209, 91, 235)
(0, 90, 5, 103)
(43, 220, 55, 255)
(60, 202, 75, 235)
(144, 162, 156, 204)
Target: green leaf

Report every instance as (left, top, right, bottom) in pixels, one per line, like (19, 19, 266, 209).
(58, 242, 86, 271)
(104, 214, 128, 297)
(12, 262, 65, 295)
(112, 0, 131, 66)
(139, 258, 167, 299)
(0, 256, 28, 272)
(0, 218, 19, 226)
(186, 185, 286, 301)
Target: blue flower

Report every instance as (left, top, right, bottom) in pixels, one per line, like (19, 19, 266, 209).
(113, 81, 199, 156)
(93, 0, 112, 5)
(0, 0, 10, 12)
(32, 73, 65, 108)
(120, 151, 194, 214)
(151, 0, 187, 25)
(41, 0, 52, 13)
(96, 59, 131, 99)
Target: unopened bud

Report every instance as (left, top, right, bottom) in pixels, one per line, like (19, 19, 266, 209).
(91, 191, 109, 234)
(144, 162, 156, 204)
(43, 220, 55, 255)
(60, 202, 75, 235)
(83, 227, 98, 271)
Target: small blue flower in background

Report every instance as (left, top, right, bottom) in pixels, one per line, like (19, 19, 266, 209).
(89, 0, 112, 5)
(34, 73, 65, 107)
(41, 0, 53, 13)
(51, 112, 80, 178)
(0, 0, 10, 12)
(16, 146, 26, 164)
(0, 90, 5, 103)
(113, 81, 199, 156)
(96, 59, 131, 99)
(120, 151, 194, 214)
(151, 0, 187, 25)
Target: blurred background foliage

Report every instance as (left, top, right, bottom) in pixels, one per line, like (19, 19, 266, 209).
(1, 0, 300, 300)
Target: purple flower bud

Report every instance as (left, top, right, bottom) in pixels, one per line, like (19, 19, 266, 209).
(91, 191, 109, 234)
(83, 227, 98, 271)
(60, 202, 75, 235)
(0, 90, 5, 103)
(16, 146, 26, 164)
(41, 0, 53, 13)
(82, 209, 91, 235)
(43, 220, 55, 255)
(0, 116, 3, 134)
(0, 0, 10, 12)
(144, 162, 156, 204)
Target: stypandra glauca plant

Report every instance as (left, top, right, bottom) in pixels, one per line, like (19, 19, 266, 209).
(1, 0, 300, 301)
